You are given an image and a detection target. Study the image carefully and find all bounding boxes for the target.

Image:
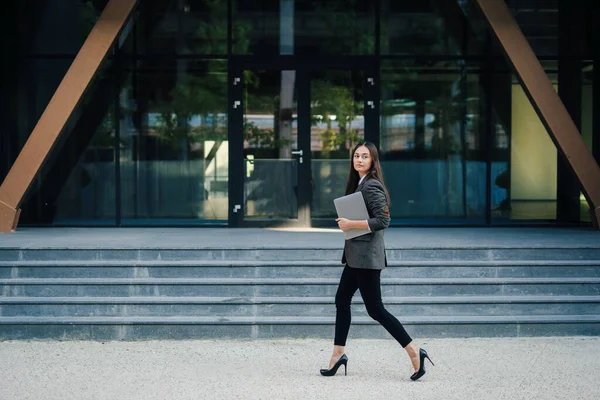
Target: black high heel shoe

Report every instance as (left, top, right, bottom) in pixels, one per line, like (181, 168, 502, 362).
(320, 354, 348, 376)
(410, 348, 434, 381)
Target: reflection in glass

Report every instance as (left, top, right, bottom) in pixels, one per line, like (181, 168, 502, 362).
(233, 0, 280, 55)
(17, 59, 74, 153)
(509, 2, 558, 57)
(52, 113, 117, 224)
(18, 58, 117, 225)
(380, 0, 461, 56)
(380, 61, 485, 220)
(243, 70, 298, 219)
(504, 75, 557, 220)
(21, 0, 105, 56)
(490, 111, 511, 220)
(136, 0, 228, 55)
(490, 68, 562, 222)
(295, 0, 375, 55)
(120, 60, 228, 221)
(232, 0, 375, 56)
(311, 71, 365, 218)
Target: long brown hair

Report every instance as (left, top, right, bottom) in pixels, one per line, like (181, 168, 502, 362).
(344, 142, 390, 207)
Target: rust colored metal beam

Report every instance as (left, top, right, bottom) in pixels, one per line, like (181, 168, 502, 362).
(0, 0, 137, 232)
(473, 0, 600, 229)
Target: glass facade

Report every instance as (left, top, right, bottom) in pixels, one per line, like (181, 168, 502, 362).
(0, 0, 598, 227)
(380, 60, 486, 222)
(119, 59, 229, 223)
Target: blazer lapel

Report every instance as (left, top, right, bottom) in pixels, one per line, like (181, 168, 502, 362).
(355, 177, 368, 192)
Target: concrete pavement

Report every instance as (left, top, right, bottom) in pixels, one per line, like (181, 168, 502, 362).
(1, 337, 598, 400)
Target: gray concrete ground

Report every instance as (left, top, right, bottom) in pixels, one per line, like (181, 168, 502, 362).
(0, 337, 598, 400)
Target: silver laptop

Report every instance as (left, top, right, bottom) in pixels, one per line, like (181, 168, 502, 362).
(333, 192, 371, 240)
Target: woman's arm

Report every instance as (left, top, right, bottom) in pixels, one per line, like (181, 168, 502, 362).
(364, 180, 390, 231)
(336, 218, 369, 231)
(336, 180, 390, 232)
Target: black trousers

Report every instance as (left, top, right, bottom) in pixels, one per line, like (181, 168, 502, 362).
(334, 265, 413, 348)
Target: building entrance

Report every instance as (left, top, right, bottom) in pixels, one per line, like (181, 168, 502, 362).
(228, 58, 378, 227)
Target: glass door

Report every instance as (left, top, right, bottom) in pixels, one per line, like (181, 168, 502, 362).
(229, 63, 376, 227)
(309, 70, 369, 220)
(242, 69, 302, 222)
(229, 67, 311, 226)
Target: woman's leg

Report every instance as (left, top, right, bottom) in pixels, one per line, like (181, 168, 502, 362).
(329, 265, 359, 368)
(357, 269, 421, 371)
(357, 269, 413, 347)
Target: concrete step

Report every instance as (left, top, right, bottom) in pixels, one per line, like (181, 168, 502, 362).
(2, 277, 600, 297)
(1, 260, 599, 279)
(2, 296, 600, 317)
(2, 243, 599, 339)
(2, 247, 600, 262)
(1, 315, 599, 340)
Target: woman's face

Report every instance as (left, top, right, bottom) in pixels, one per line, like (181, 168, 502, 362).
(353, 145, 372, 177)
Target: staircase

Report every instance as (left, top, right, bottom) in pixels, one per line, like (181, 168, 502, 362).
(1, 245, 600, 340)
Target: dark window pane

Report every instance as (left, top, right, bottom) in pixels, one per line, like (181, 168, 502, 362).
(509, 1, 558, 57)
(19, 60, 119, 225)
(492, 68, 559, 222)
(380, 61, 485, 221)
(137, 0, 228, 55)
(19, 1, 108, 56)
(295, 0, 375, 56)
(381, 0, 462, 56)
(232, 0, 374, 56)
(232, 0, 280, 55)
(120, 59, 229, 222)
(50, 113, 117, 224)
(15, 59, 74, 152)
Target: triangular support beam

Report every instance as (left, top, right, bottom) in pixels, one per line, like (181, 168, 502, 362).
(0, 0, 137, 232)
(472, 0, 600, 229)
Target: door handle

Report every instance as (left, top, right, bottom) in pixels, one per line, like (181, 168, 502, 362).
(291, 150, 303, 164)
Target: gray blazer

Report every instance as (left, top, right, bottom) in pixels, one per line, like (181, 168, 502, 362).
(341, 177, 390, 270)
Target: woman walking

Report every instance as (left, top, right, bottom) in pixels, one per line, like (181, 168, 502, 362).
(319, 142, 433, 381)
